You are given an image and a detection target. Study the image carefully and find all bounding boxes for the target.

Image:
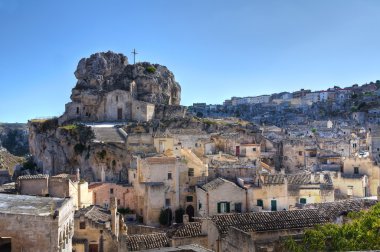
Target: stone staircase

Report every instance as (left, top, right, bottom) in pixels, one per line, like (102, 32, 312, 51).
(92, 127, 127, 143)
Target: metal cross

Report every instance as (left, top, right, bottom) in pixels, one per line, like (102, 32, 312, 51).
(131, 48, 138, 65)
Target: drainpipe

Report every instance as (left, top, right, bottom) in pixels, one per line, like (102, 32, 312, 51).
(245, 189, 248, 212)
(206, 192, 209, 216)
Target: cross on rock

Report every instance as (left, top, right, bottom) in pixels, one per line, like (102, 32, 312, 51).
(131, 48, 138, 65)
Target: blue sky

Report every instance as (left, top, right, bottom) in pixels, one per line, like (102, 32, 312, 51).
(1, 0, 380, 122)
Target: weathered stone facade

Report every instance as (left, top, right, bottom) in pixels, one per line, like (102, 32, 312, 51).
(0, 194, 74, 252)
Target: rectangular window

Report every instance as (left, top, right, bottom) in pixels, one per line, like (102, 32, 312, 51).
(217, 202, 230, 213)
(117, 199, 120, 205)
(168, 172, 172, 180)
(271, 200, 277, 211)
(354, 167, 359, 174)
(300, 198, 307, 204)
(257, 199, 263, 207)
(252, 148, 256, 151)
(165, 198, 171, 207)
(235, 203, 242, 213)
(188, 168, 194, 177)
(299, 151, 303, 156)
(110, 188, 114, 194)
(186, 196, 193, 202)
(199, 203, 202, 209)
(80, 221, 86, 229)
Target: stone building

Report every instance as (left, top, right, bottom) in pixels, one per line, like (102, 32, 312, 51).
(58, 51, 183, 125)
(73, 197, 126, 252)
(243, 172, 334, 211)
(88, 182, 136, 210)
(0, 194, 74, 252)
(196, 178, 247, 217)
(16, 172, 92, 209)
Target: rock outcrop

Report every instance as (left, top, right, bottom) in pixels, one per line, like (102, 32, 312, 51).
(72, 51, 181, 106)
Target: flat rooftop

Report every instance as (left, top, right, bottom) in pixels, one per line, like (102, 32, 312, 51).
(0, 194, 66, 216)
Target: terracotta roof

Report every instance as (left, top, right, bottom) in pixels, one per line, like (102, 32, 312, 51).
(303, 199, 378, 220)
(75, 205, 111, 224)
(124, 233, 170, 251)
(211, 209, 328, 235)
(171, 222, 203, 238)
(17, 174, 48, 180)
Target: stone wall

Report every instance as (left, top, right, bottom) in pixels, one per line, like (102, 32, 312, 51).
(0, 198, 74, 252)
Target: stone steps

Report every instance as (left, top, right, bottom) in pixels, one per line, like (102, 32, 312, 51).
(92, 127, 126, 143)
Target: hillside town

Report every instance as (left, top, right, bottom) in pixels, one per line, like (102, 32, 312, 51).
(0, 51, 379, 251)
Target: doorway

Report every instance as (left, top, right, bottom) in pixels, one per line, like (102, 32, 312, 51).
(89, 243, 99, 252)
(0, 237, 11, 252)
(271, 200, 277, 211)
(186, 205, 195, 222)
(117, 108, 122, 120)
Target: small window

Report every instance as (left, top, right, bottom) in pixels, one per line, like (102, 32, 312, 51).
(186, 196, 193, 202)
(165, 198, 171, 207)
(110, 188, 114, 194)
(168, 172, 172, 180)
(76, 107, 79, 114)
(252, 148, 256, 151)
(299, 151, 303, 156)
(217, 202, 230, 213)
(354, 167, 359, 174)
(117, 199, 120, 205)
(199, 203, 202, 209)
(257, 199, 263, 207)
(116, 96, 118, 102)
(300, 198, 307, 204)
(235, 203, 242, 213)
(188, 168, 194, 177)
(80, 221, 86, 229)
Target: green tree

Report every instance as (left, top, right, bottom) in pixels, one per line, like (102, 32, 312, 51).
(159, 208, 173, 226)
(284, 203, 380, 251)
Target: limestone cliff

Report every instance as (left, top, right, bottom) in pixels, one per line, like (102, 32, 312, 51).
(28, 119, 130, 182)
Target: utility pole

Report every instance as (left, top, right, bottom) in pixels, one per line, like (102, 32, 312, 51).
(131, 48, 138, 65)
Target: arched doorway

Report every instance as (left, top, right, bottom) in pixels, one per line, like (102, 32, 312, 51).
(186, 205, 195, 222)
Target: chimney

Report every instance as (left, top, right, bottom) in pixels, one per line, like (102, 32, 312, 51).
(183, 214, 189, 224)
(280, 168, 285, 174)
(110, 197, 119, 238)
(76, 168, 80, 181)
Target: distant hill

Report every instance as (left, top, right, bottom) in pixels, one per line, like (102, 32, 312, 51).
(0, 123, 29, 156)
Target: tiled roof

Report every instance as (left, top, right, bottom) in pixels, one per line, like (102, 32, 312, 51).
(303, 199, 378, 220)
(262, 173, 332, 185)
(124, 233, 170, 251)
(200, 178, 241, 191)
(17, 174, 48, 180)
(75, 205, 111, 224)
(211, 209, 328, 235)
(88, 182, 104, 190)
(51, 173, 72, 179)
(171, 222, 203, 238)
(0, 182, 16, 194)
